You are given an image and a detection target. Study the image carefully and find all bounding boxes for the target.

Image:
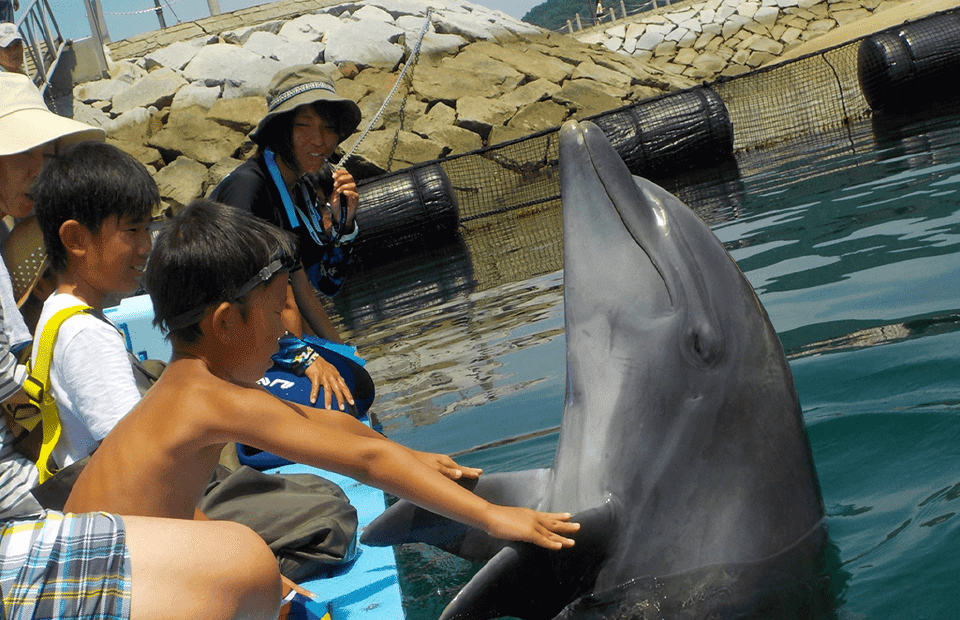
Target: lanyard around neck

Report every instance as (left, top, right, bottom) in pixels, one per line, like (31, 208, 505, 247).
(263, 148, 326, 246)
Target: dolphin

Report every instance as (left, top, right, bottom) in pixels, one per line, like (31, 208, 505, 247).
(362, 120, 828, 620)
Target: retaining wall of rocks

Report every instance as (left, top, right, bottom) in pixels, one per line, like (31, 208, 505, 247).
(573, 0, 913, 79)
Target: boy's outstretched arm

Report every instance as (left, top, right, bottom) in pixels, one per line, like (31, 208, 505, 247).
(225, 390, 579, 550)
(292, 398, 482, 481)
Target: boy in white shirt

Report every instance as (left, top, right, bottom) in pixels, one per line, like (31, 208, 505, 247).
(31, 141, 154, 471)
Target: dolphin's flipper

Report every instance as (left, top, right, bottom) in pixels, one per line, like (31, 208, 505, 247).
(440, 503, 617, 620)
(362, 469, 552, 562)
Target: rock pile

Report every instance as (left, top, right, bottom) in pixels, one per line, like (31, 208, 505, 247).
(575, 0, 910, 79)
(69, 0, 696, 215)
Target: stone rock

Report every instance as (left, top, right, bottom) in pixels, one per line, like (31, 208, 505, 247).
(278, 13, 342, 42)
(455, 96, 518, 140)
(356, 89, 426, 133)
(470, 43, 574, 83)
(205, 156, 245, 192)
(107, 137, 164, 171)
(108, 60, 147, 84)
(216, 53, 282, 98)
(71, 101, 112, 128)
(572, 60, 632, 89)
(324, 20, 405, 70)
(206, 96, 267, 135)
(505, 100, 568, 134)
(432, 10, 513, 41)
(183, 44, 270, 87)
(426, 125, 483, 156)
(112, 67, 187, 115)
(692, 51, 728, 73)
(154, 156, 209, 210)
(351, 129, 445, 170)
(350, 5, 395, 24)
(148, 106, 247, 165)
(413, 53, 522, 102)
(412, 102, 457, 136)
(101, 107, 160, 144)
(553, 79, 624, 119)
(500, 78, 562, 109)
(143, 39, 205, 71)
(243, 31, 324, 66)
(675, 48, 700, 66)
(755, 6, 780, 27)
(364, 0, 434, 19)
(171, 81, 222, 110)
(74, 79, 129, 104)
(221, 21, 283, 45)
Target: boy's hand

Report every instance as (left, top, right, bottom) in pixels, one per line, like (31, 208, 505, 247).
(485, 506, 579, 550)
(304, 357, 354, 410)
(328, 169, 359, 230)
(415, 451, 482, 481)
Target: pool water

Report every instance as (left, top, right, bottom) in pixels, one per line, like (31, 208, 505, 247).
(336, 109, 960, 619)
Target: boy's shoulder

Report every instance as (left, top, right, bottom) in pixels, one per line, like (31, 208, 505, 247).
(34, 293, 112, 349)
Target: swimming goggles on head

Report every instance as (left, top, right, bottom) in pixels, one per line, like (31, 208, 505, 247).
(163, 254, 297, 332)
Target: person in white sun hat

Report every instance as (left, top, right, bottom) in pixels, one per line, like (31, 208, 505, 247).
(0, 23, 25, 74)
(0, 72, 283, 620)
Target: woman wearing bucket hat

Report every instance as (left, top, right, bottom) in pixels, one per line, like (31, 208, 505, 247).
(0, 71, 285, 620)
(210, 64, 369, 415)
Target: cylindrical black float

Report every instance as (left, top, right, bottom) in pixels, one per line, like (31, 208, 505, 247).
(352, 162, 459, 260)
(589, 87, 735, 179)
(858, 11, 960, 113)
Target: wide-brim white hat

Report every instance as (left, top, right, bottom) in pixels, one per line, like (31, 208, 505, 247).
(0, 73, 104, 156)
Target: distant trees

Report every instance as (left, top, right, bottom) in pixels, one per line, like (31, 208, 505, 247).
(523, 0, 657, 31)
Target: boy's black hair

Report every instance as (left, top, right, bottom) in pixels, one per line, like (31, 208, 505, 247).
(144, 198, 298, 344)
(32, 141, 158, 273)
(255, 102, 347, 176)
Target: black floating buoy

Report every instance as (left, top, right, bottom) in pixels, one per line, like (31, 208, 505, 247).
(858, 11, 960, 114)
(352, 162, 459, 259)
(589, 87, 735, 179)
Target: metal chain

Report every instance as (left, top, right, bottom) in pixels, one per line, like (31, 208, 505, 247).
(335, 8, 434, 172)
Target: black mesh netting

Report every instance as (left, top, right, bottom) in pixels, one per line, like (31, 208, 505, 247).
(331, 8, 960, 330)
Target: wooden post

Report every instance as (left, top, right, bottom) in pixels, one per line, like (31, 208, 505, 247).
(620, 0, 627, 19)
(575, 13, 583, 30)
(567, 19, 574, 34)
(207, 0, 221, 16)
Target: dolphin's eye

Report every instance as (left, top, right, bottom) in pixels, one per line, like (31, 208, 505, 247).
(684, 325, 723, 367)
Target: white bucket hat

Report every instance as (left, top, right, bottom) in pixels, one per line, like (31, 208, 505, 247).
(0, 73, 104, 156)
(0, 23, 22, 48)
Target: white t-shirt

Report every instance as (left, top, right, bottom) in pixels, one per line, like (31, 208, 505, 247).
(32, 293, 142, 468)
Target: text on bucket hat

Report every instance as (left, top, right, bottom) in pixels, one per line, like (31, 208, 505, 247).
(0, 73, 104, 156)
(250, 64, 362, 145)
(0, 23, 22, 48)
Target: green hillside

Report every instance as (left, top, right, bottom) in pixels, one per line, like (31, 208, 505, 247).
(523, 0, 657, 31)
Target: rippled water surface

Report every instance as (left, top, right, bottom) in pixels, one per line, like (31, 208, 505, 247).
(334, 109, 960, 619)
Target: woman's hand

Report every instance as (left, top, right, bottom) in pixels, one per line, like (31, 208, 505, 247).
(304, 356, 354, 410)
(328, 168, 359, 231)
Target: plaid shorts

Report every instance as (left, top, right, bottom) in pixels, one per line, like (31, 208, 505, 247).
(0, 511, 131, 620)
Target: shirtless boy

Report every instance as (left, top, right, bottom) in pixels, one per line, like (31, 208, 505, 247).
(65, 199, 580, 552)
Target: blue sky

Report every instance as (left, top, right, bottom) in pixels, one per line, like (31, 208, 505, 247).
(36, 0, 545, 43)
